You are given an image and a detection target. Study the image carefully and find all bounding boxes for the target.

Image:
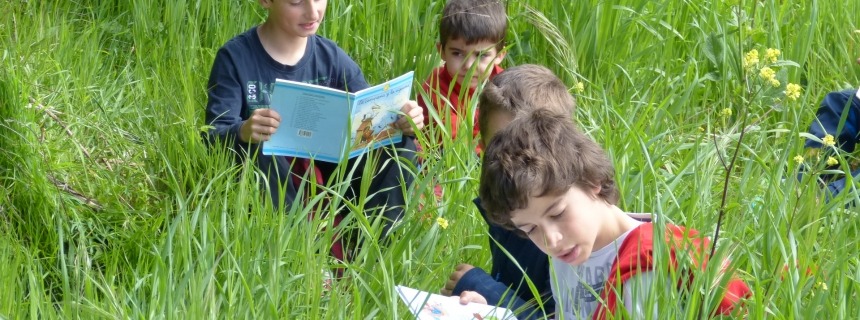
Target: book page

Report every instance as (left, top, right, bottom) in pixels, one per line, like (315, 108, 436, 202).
(395, 285, 517, 320)
(262, 80, 352, 163)
(347, 71, 414, 159)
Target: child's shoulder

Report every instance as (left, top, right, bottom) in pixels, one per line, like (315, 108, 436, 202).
(305, 34, 355, 60)
(218, 27, 260, 53)
(619, 222, 706, 251)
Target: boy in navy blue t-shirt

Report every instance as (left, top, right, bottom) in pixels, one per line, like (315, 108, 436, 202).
(204, 0, 425, 260)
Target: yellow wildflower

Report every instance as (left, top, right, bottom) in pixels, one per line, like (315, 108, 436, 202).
(822, 134, 836, 147)
(698, 126, 705, 132)
(765, 48, 781, 63)
(770, 79, 781, 87)
(743, 49, 759, 69)
(826, 156, 839, 166)
(759, 67, 776, 81)
(793, 155, 804, 164)
(785, 83, 802, 101)
(574, 81, 585, 93)
(436, 217, 449, 229)
(720, 108, 732, 117)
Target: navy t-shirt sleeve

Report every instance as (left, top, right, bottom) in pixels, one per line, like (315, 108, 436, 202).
(204, 47, 247, 150)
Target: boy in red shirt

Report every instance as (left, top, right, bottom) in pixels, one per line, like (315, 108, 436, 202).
(466, 110, 750, 319)
(419, 0, 507, 149)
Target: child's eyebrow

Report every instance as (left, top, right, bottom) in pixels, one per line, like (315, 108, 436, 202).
(512, 197, 562, 229)
(542, 198, 562, 217)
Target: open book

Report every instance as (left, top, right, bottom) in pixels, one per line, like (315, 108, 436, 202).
(262, 71, 414, 163)
(395, 285, 517, 320)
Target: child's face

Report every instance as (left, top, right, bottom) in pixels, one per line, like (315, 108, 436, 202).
(262, 0, 327, 38)
(508, 186, 607, 266)
(438, 38, 506, 89)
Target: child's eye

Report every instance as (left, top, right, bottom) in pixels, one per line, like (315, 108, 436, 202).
(550, 210, 564, 220)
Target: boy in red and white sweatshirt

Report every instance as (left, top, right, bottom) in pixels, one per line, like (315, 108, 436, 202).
(464, 109, 750, 319)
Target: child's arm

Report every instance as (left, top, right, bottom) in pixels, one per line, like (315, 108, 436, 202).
(204, 48, 246, 147)
(204, 48, 283, 147)
(445, 265, 551, 320)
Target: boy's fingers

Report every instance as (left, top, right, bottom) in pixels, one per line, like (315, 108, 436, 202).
(458, 291, 487, 305)
(250, 115, 280, 130)
(267, 116, 280, 129)
(455, 263, 473, 271)
(400, 100, 420, 113)
(442, 278, 457, 296)
(396, 117, 415, 134)
(252, 132, 270, 142)
(254, 108, 282, 121)
(252, 123, 277, 135)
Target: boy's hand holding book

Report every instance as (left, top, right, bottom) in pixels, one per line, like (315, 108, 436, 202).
(396, 100, 425, 136)
(240, 108, 282, 143)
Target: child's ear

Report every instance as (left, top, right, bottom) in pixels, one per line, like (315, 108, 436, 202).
(590, 185, 602, 198)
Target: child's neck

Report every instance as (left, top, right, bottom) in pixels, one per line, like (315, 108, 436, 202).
(257, 22, 309, 66)
(594, 205, 641, 251)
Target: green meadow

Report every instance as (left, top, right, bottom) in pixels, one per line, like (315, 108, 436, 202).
(1, 0, 859, 318)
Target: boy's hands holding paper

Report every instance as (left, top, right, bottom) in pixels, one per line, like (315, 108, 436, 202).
(240, 109, 282, 143)
(458, 290, 488, 305)
(441, 263, 475, 296)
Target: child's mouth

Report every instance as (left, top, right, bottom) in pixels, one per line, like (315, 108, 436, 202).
(558, 246, 580, 264)
(300, 22, 318, 30)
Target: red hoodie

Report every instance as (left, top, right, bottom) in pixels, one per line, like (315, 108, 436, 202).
(418, 65, 504, 148)
(593, 223, 750, 319)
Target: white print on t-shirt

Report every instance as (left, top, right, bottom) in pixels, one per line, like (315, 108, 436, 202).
(552, 219, 643, 319)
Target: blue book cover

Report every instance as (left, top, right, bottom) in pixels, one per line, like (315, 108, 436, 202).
(262, 71, 414, 163)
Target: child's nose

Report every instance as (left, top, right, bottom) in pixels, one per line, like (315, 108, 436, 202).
(462, 55, 477, 72)
(543, 229, 563, 253)
(306, 1, 321, 20)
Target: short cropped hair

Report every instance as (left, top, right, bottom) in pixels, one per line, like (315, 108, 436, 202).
(477, 64, 576, 144)
(439, 0, 507, 51)
(479, 109, 619, 230)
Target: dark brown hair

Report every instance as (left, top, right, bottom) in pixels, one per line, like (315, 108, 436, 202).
(479, 109, 619, 230)
(477, 64, 576, 145)
(439, 0, 507, 51)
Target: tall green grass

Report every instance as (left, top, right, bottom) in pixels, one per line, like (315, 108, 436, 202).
(1, 0, 859, 318)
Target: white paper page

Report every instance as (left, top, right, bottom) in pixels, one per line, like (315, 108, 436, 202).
(395, 285, 517, 320)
